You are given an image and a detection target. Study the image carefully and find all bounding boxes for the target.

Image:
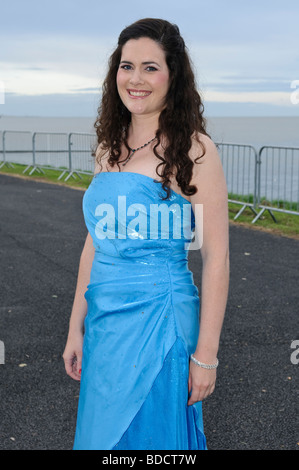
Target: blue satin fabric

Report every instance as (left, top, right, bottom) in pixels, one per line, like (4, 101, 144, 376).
(73, 171, 207, 450)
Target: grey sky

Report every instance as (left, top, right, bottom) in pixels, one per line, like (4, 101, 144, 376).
(1, 0, 299, 116)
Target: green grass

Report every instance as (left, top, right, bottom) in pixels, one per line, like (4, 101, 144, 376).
(227, 192, 299, 238)
(228, 201, 299, 238)
(229, 191, 299, 212)
(1, 162, 299, 240)
(0, 162, 93, 190)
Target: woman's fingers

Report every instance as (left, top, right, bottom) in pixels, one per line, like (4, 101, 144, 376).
(63, 334, 83, 381)
(75, 351, 82, 379)
(187, 363, 216, 405)
(187, 385, 214, 405)
(63, 350, 82, 381)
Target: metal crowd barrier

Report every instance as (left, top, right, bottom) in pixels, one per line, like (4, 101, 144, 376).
(0, 130, 32, 169)
(24, 132, 69, 176)
(60, 132, 97, 181)
(0, 130, 298, 222)
(216, 142, 259, 220)
(253, 146, 299, 223)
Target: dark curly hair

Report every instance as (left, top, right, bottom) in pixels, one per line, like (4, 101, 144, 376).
(93, 18, 210, 200)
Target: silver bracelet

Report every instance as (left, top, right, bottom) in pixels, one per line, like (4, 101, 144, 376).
(190, 354, 219, 370)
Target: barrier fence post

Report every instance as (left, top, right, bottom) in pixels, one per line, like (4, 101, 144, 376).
(25, 132, 46, 176)
(0, 131, 15, 169)
(57, 133, 82, 181)
(216, 142, 258, 221)
(0, 340, 4, 365)
(252, 146, 299, 223)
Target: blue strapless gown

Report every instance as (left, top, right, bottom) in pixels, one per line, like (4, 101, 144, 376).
(73, 171, 207, 450)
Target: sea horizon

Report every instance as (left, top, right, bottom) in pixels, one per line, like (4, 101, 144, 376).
(0, 114, 299, 149)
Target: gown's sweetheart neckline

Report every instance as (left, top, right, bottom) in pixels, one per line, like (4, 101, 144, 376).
(93, 171, 192, 206)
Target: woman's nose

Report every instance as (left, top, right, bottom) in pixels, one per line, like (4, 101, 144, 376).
(129, 68, 144, 85)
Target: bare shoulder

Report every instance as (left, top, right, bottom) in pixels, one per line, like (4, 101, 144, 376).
(190, 132, 220, 166)
(189, 132, 227, 200)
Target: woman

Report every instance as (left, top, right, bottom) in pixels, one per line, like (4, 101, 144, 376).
(63, 18, 229, 450)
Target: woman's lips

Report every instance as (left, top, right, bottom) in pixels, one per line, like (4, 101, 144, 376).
(127, 89, 152, 98)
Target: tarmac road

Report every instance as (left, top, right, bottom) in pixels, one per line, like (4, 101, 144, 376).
(0, 173, 298, 450)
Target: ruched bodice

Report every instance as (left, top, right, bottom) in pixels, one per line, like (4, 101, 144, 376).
(83, 171, 195, 260)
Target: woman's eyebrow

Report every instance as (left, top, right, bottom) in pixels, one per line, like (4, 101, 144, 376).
(120, 60, 160, 66)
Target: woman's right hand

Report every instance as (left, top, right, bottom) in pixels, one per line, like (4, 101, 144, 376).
(63, 331, 84, 381)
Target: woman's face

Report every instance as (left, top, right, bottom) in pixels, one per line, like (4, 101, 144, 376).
(116, 37, 170, 118)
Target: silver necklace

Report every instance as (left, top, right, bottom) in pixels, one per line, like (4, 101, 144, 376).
(122, 136, 157, 166)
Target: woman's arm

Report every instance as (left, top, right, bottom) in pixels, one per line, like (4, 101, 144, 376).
(63, 232, 95, 380)
(188, 134, 230, 404)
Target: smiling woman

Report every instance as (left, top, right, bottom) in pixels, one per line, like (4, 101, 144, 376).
(63, 17, 229, 452)
(93, 18, 210, 200)
(116, 37, 170, 118)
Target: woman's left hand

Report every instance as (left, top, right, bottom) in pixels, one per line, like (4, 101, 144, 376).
(187, 361, 216, 405)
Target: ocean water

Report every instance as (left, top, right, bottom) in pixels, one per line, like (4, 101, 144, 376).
(1, 115, 299, 148)
(1, 115, 299, 203)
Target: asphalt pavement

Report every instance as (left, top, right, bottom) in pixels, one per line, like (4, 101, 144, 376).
(0, 173, 298, 450)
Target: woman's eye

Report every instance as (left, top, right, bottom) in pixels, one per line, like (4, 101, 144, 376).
(119, 64, 157, 72)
